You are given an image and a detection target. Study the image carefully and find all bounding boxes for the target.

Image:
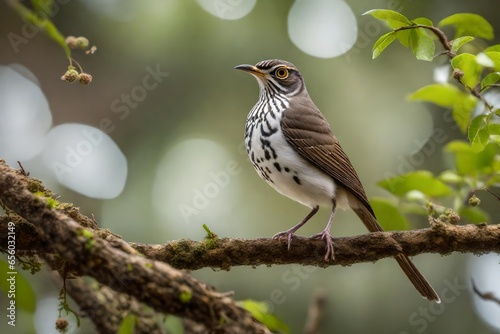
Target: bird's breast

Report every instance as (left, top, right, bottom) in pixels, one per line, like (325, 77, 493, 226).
(245, 102, 337, 208)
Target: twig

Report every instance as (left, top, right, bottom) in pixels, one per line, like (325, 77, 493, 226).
(471, 279, 500, 306)
(303, 288, 328, 334)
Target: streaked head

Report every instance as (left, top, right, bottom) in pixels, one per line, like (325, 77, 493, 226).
(235, 59, 305, 97)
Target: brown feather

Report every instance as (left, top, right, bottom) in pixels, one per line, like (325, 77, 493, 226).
(282, 93, 440, 302)
(281, 95, 374, 216)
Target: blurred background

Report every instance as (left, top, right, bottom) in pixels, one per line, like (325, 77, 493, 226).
(1, 0, 500, 333)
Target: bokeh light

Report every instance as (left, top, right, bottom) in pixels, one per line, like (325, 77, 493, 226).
(468, 254, 500, 332)
(197, 0, 257, 20)
(288, 0, 358, 58)
(152, 138, 242, 239)
(0, 64, 52, 165)
(42, 123, 127, 199)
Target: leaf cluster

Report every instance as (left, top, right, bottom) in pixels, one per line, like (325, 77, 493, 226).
(365, 10, 500, 228)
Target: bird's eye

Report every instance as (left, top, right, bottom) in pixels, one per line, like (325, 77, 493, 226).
(275, 67, 289, 79)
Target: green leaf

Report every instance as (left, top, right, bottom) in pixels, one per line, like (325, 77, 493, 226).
(438, 13, 494, 40)
(445, 140, 478, 175)
(459, 206, 490, 224)
(378, 170, 452, 197)
(480, 72, 500, 90)
(410, 28, 435, 61)
(363, 9, 412, 29)
(118, 314, 136, 334)
(452, 94, 478, 133)
(450, 36, 475, 53)
(439, 170, 463, 184)
(396, 30, 411, 48)
(485, 44, 500, 52)
(0, 260, 36, 313)
(372, 31, 397, 59)
(240, 300, 290, 333)
(484, 51, 500, 71)
(445, 140, 499, 175)
(370, 198, 410, 230)
(489, 123, 500, 138)
(409, 84, 464, 107)
(451, 53, 483, 87)
(412, 17, 433, 26)
(468, 115, 490, 152)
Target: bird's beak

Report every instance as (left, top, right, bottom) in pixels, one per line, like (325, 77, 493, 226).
(235, 64, 266, 77)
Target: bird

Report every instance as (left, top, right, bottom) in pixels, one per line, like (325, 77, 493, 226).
(235, 59, 440, 302)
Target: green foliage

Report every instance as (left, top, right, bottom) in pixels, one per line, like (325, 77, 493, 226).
(451, 53, 483, 87)
(480, 72, 500, 90)
(364, 9, 436, 61)
(438, 13, 494, 40)
(451, 36, 475, 53)
(378, 171, 452, 198)
(239, 300, 289, 333)
(408, 84, 465, 107)
(370, 198, 410, 230)
(372, 31, 397, 59)
(410, 28, 435, 61)
(468, 115, 489, 152)
(368, 9, 499, 151)
(118, 314, 136, 334)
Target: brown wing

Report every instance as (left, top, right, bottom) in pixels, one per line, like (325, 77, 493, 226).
(282, 99, 441, 301)
(281, 97, 375, 217)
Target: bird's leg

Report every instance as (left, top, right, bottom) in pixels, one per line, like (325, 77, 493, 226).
(311, 200, 337, 261)
(273, 206, 319, 250)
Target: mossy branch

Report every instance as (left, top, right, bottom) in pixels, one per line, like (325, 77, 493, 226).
(1, 161, 500, 331)
(0, 161, 270, 334)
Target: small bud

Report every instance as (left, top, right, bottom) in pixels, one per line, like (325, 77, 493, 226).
(76, 36, 89, 49)
(78, 73, 92, 85)
(65, 36, 78, 49)
(452, 68, 464, 81)
(61, 68, 79, 82)
(444, 208, 460, 225)
(468, 194, 481, 207)
(55, 317, 69, 331)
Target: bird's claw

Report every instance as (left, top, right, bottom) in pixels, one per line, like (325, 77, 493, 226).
(273, 231, 295, 250)
(311, 231, 335, 261)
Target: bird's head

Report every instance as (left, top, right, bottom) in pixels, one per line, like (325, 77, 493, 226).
(235, 59, 305, 98)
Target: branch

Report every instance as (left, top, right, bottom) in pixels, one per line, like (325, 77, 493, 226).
(1, 163, 499, 269)
(0, 161, 270, 333)
(128, 223, 500, 269)
(63, 276, 167, 334)
(1, 161, 500, 331)
(472, 279, 500, 306)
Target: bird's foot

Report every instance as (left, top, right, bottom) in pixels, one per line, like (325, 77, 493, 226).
(272, 230, 295, 250)
(311, 230, 335, 261)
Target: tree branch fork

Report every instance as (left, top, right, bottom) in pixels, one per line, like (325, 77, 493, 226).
(1, 161, 499, 333)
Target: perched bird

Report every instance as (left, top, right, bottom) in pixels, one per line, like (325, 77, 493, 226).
(235, 59, 440, 302)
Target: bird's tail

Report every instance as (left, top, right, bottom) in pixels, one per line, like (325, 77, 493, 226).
(350, 196, 441, 303)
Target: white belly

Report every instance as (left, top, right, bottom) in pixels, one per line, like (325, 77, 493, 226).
(248, 125, 338, 209)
